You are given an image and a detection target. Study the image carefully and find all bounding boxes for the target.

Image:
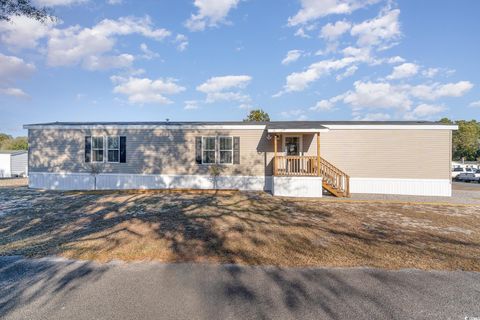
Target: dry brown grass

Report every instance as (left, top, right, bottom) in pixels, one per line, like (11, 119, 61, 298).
(1, 188, 479, 271)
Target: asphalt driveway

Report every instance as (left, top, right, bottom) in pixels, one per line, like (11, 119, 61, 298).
(1, 256, 479, 320)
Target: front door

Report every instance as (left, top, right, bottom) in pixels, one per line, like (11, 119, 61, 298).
(285, 136, 300, 155)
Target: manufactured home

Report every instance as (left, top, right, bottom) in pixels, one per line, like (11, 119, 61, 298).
(23, 121, 457, 197)
(0, 150, 28, 178)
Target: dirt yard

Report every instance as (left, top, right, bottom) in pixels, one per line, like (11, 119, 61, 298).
(0, 187, 479, 271)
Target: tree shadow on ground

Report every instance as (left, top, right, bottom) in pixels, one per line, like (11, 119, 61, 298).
(1, 187, 480, 318)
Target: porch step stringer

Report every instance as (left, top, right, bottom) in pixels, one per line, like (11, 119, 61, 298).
(320, 157, 350, 198)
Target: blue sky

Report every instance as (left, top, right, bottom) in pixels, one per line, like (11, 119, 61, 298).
(0, 0, 479, 135)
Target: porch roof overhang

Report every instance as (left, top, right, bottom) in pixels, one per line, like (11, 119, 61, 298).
(266, 122, 329, 133)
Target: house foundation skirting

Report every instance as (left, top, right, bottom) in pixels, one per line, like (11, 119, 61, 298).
(349, 177, 452, 197)
(28, 172, 273, 191)
(28, 173, 452, 197)
(272, 176, 323, 198)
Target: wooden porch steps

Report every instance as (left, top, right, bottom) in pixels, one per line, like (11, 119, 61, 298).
(322, 180, 348, 197)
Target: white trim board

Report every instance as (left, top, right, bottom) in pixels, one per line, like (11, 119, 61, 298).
(323, 125, 458, 130)
(349, 177, 452, 197)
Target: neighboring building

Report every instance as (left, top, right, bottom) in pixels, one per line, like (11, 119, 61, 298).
(23, 121, 457, 197)
(0, 150, 28, 178)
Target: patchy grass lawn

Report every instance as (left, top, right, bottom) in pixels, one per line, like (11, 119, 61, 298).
(0, 187, 479, 271)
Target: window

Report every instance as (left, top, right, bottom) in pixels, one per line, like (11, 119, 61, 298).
(453, 167, 463, 172)
(219, 137, 233, 164)
(202, 137, 216, 164)
(92, 136, 104, 162)
(107, 136, 120, 163)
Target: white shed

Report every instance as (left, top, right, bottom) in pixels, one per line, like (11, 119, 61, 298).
(0, 150, 28, 178)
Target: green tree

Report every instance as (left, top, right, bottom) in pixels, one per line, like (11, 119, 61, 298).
(452, 120, 480, 161)
(0, 136, 28, 150)
(439, 117, 453, 125)
(0, 133, 12, 147)
(1, 0, 52, 22)
(244, 109, 270, 122)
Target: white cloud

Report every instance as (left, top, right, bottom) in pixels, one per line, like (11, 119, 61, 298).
(294, 27, 310, 38)
(140, 43, 159, 60)
(355, 112, 391, 121)
(336, 65, 358, 81)
(33, 0, 86, 6)
(197, 75, 251, 93)
(0, 53, 36, 83)
(343, 81, 412, 110)
(404, 103, 445, 120)
(310, 99, 334, 111)
(282, 50, 303, 65)
(322, 80, 473, 118)
(46, 16, 170, 70)
(83, 54, 134, 70)
(409, 81, 474, 100)
(422, 67, 440, 78)
(386, 62, 419, 80)
(111, 76, 185, 104)
(197, 75, 252, 103)
(184, 100, 199, 110)
(386, 56, 405, 64)
(350, 8, 401, 48)
(107, 0, 122, 4)
(320, 20, 351, 41)
(280, 109, 307, 120)
(0, 87, 29, 98)
(279, 55, 367, 93)
(288, 0, 379, 26)
(469, 100, 480, 108)
(239, 103, 252, 109)
(185, 0, 240, 31)
(0, 16, 56, 50)
(174, 34, 189, 51)
(0, 53, 36, 98)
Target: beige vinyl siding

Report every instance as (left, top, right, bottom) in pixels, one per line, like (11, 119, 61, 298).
(319, 130, 451, 180)
(28, 128, 452, 180)
(28, 129, 274, 176)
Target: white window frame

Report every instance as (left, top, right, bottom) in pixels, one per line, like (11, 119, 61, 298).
(91, 136, 105, 163)
(201, 136, 217, 165)
(106, 136, 120, 163)
(218, 136, 233, 165)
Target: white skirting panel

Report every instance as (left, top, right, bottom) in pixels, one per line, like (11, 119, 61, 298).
(28, 172, 272, 191)
(349, 177, 452, 197)
(272, 176, 323, 198)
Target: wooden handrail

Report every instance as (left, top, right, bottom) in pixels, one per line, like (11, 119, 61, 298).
(274, 155, 350, 197)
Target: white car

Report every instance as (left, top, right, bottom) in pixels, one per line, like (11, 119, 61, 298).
(452, 167, 474, 178)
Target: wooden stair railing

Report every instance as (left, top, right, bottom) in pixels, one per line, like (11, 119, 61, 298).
(319, 157, 350, 197)
(274, 155, 350, 197)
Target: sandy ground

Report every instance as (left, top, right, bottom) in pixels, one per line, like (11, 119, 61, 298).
(1, 187, 479, 271)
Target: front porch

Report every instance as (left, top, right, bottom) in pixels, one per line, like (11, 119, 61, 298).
(267, 123, 350, 197)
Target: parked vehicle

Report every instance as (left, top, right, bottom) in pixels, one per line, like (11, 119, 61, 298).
(474, 169, 480, 178)
(452, 167, 475, 178)
(452, 167, 466, 178)
(454, 172, 478, 182)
